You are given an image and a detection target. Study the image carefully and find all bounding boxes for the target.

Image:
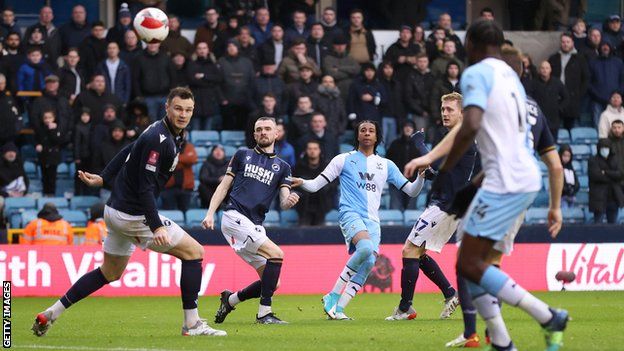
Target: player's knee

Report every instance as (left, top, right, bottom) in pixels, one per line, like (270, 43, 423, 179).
(402, 241, 423, 258)
(101, 266, 124, 282)
(356, 239, 374, 257)
(456, 254, 485, 282)
(193, 243, 205, 260)
(270, 247, 284, 259)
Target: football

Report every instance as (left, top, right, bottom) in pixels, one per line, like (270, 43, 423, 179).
(133, 7, 169, 43)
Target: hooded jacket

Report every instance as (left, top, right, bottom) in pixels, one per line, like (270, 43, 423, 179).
(588, 42, 624, 105)
(0, 146, 29, 197)
(20, 205, 73, 245)
(316, 84, 347, 135)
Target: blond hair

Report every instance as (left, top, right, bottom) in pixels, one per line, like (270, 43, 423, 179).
(441, 92, 463, 108)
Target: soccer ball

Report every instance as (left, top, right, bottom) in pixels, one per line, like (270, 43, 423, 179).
(133, 7, 169, 43)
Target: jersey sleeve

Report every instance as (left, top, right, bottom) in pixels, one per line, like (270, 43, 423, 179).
(460, 64, 494, 111)
(279, 162, 292, 189)
(226, 150, 244, 177)
(534, 111, 556, 155)
(386, 159, 410, 190)
(320, 153, 347, 183)
(136, 137, 165, 232)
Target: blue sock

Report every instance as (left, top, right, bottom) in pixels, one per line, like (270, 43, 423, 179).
(419, 254, 455, 298)
(399, 257, 420, 312)
(181, 259, 203, 309)
(260, 258, 283, 306)
(351, 254, 375, 286)
(60, 267, 109, 308)
(457, 274, 477, 338)
(479, 266, 510, 296)
(238, 280, 262, 301)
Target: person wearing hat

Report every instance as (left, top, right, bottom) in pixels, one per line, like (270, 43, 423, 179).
(383, 25, 420, 82)
(58, 4, 90, 55)
(277, 37, 321, 84)
(603, 14, 624, 55)
(83, 203, 107, 246)
(587, 41, 624, 126)
(198, 144, 229, 208)
(322, 33, 360, 104)
(0, 142, 28, 198)
(93, 119, 129, 175)
(20, 202, 73, 245)
(106, 3, 133, 48)
(218, 39, 255, 130)
(161, 15, 193, 58)
(589, 138, 624, 223)
(283, 62, 318, 115)
(30, 73, 72, 138)
(346, 62, 386, 125)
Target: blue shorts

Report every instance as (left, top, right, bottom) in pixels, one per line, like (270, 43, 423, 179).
(461, 189, 537, 242)
(339, 211, 381, 254)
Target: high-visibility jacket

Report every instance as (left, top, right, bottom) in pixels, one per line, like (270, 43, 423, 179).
(83, 219, 107, 245)
(20, 218, 74, 245)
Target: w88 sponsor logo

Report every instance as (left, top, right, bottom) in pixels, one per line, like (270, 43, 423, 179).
(356, 182, 377, 192)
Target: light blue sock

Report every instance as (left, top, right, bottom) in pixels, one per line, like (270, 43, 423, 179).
(336, 254, 376, 313)
(345, 239, 374, 271)
(351, 254, 376, 286)
(479, 266, 510, 296)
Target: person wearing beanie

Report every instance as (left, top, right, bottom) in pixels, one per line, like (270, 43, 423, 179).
(92, 119, 129, 175)
(588, 138, 624, 223)
(0, 142, 29, 198)
(84, 203, 107, 246)
(106, 3, 133, 47)
(20, 202, 73, 245)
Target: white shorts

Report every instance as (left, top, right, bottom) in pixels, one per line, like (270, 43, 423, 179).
(221, 210, 268, 269)
(456, 209, 526, 256)
(103, 205, 185, 256)
(407, 205, 460, 253)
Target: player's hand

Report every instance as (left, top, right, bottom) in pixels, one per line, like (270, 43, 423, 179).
(202, 213, 215, 230)
(284, 192, 300, 209)
(152, 226, 171, 246)
(547, 207, 563, 238)
(78, 170, 104, 187)
(404, 155, 431, 178)
(290, 177, 303, 187)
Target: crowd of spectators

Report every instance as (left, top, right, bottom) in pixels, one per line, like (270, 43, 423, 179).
(1, 2, 624, 233)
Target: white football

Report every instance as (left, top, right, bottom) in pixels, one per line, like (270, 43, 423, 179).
(133, 7, 169, 43)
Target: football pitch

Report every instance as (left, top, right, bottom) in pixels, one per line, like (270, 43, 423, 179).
(8, 291, 624, 351)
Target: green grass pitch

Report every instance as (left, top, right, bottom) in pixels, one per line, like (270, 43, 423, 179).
(8, 291, 624, 350)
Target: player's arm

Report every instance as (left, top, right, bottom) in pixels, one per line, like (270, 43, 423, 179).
(278, 164, 299, 210)
(292, 154, 345, 192)
(388, 159, 425, 197)
(404, 123, 462, 177)
(541, 149, 563, 238)
(97, 141, 135, 188)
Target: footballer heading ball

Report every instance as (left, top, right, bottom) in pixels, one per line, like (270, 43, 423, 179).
(133, 7, 169, 43)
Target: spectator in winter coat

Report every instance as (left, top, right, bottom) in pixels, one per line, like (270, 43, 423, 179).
(306, 23, 330, 67)
(430, 39, 464, 79)
(378, 61, 406, 145)
(257, 24, 286, 69)
(602, 15, 624, 56)
(198, 144, 229, 208)
(598, 92, 624, 139)
(527, 60, 569, 138)
(589, 138, 624, 223)
(187, 42, 223, 130)
(285, 10, 310, 45)
(0, 75, 19, 147)
(296, 112, 339, 159)
(277, 38, 321, 84)
(251, 62, 286, 112)
(427, 13, 466, 61)
(347, 63, 387, 125)
(293, 140, 336, 225)
(386, 120, 421, 210)
(571, 19, 588, 53)
(24, 27, 55, 68)
(319, 7, 344, 45)
(609, 120, 624, 187)
(78, 21, 108, 83)
(404, 53, 435, 132)
(162, 138, 197, 212)
(275, 121, 296, 167)
(588, 42, 624, 126)
(289, 95, 315, 143)
(106, 3, 133, 47)
(160, 15, 193, 58)
(430, 61, 461, 123)
(73, 74, 123, 126)
(4, 33, 25, 82)
(559, 144, 580, 208)
(1, 8, 21, 40)
(582, 28, 602, 61)
(132, 42, 175, 120)
(323, 34, 360, 104)
(347, 9, 376, 64)
(35, 110, 64, 196)
(194, 8, 226, 57)
(119, 30, 142, 66)
(92, 120, 130, 174)
(96, 42, 131, 104)
(58, 5, 90, 55)
(23, 6, 61, 66)
(17, 47, 52, 93)
(316, 75, 346, 136)
(58, 48, 85, 105)
(383, 25, 420, 82)
(30, 75, 72, 140)
(218, 40, 255, 130)
(284, 64, 318, 115)
(0, 142, 28, 198)
(249, 7, 273, 48)
(236, 26, 260, 70)
(73, 108, 94, 195)
(171, 53, 190, 88)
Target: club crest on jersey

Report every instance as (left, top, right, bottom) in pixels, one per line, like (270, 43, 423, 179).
(243, 163, 275, 185)
(272, 163, 281, 172)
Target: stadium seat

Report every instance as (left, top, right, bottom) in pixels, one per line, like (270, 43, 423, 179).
(578, 175, 589, 191)
(525, 207, 549, 224)
(190, 130, 220, 147)
(70, 196, 101, 211)
(403, 210, 423, 226)
(20, 210, 39, 227)
(185, 209, 206, 228)
(280, 210, 299, 227)
(20, 144, 37, 162)
(325, 210, 340, 226)
(570, 127, 598, 144)
(557, 129, 570, 144)
(60, 210, 88, 227)
(224, 146, 238, 158)
(24, 161, 39, 179)
(580, 160, 588, 175)
(339, 143, 353, 154)
(379, 210, 403, 226)
(4, 197, 36, 215)
(57, 163, 70, 179)
(570, 144, 591, 160)
(583, 208, 594, 223)
(195, 146, 208, 160)
(37, 197, 69, 210)
(160, 210, 185, 224)
(29, 179, 43, 193)
(264, 210, 280, 227)
(192, 163, 202, 180)
(572, 160, 582, 175)
(55, 179, 75, 197)
(532, 191, 550, 207)
(618, 211, 624, 224)
(575, 191, 589, 206)
(590, 144, 597, 156)
(562, 208, 585, 224)
(221, 130, 246, 147)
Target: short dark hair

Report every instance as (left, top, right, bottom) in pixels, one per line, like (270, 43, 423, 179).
(353, 120, 382, 153)
(66, 47, 79, 55)
(612, 119, 624, 126)
(290, 38, 306, 47)
(311, 22, 323, 29)
(465, 19, 504, 49)
(292, 10, 306, 16)
(323, 6, 336, 13)
(263, 92, 276, 99)
(416, 52, 428, 59)
(480, 7, 494, 15)
(306, 139, 322, 148)
(27, 46, 42, 55)
(92, 20, 105, 29)
(350, 8, 364, 16)
(167, 87, 194, 103)
(561, 32, 574, 40)
(311, 112, 326, 120)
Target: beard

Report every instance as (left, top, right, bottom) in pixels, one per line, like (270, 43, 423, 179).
(257, 138, 274, 148)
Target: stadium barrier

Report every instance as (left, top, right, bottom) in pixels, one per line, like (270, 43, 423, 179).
(4, 242, 623, 297)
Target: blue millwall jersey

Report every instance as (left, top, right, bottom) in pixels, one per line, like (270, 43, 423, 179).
(101, 118, 183, 231)
(526, 95, 556, 156)
(225, 146, 292, 225)
(318, 151, 410, 222)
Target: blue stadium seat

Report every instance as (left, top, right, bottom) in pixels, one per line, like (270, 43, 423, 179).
(190, 130, 220, 147)
(562, 208, 585, 224)
(570, 144, 591, 160)
(185, 209, 206, 228)
(325, 210, 340, 226)
(264, 210, 280, 227)
(20, 144, 37, 162)
(20, 210, 39, 227)
(70, 196, 101, 211)
(578, 175, 589, 191)
(403, 210, 423, 226)
(280, 210, 299, 227)
(590, 144, 597, 156)
(55, 179, 74, 197)
(572, 160, 582, 174)
(339, 143, 353, 154)
(224, 146, 238, 158)
(525, 207, 549, 224)
(221, 130, 246, 147)
(192, 163, 202, 180)
(60, 210, 88, 227)
(618, 211, 624, 224)
(4, 197, 36, 215)
(580, 160, 588, 175)
(57, 163, 70, 179)
(29, 179, 43, 193)
(532, 191, 550, 207)
(380, 193, 390, 209)
(37, 197, 69, 210)
(416, 194, 428, 209)
(160, 210, 185, 224)
(24, 161, 39, 179)
(570, 127, 598, 144)
(583, 208, 594, 223)
(379, 210, 403, 226)
(557, 129, 570, 144)
(195, 146, 208, 160)
(575, 191, 589, 206)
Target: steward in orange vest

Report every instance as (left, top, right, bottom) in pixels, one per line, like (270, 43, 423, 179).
(20, 202, 73, 245)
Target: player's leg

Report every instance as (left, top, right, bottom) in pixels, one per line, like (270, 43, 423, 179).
(445, 272, 481, 348)
(254, 238, 287, 324)
(386, 240, 423, 320)
(420, 254, 458, 318)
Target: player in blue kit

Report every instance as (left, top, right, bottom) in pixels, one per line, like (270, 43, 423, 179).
(291, 120, 425, 320)
(32, 87, 227, 337)
(204, 117, 299, 325)
(405, 21, 568, 351)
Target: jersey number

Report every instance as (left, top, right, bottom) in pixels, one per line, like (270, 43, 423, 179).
(511, 92, 525, 132)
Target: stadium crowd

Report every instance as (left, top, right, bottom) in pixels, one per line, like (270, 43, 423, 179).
(1, 1, 624, 241)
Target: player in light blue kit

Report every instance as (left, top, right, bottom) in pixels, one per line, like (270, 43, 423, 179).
(405, 21, 568, 351)
(292, 120, 425, 320)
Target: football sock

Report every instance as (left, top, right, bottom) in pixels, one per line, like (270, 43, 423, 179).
(419, 254, 456, 298)
(180, 259, 203, 310)
(457, 274, 477, 338)
(46, 300, 66, 320)
(331, 265, 357, 295)
(232, 280, 261, 306)
(336, 281, 362, 313)
(473, 293, 511, 348)
(350, 254, 375, 286)
(58, 267, 109, 311)
(260, 258, 283, 307)
(399, 257, 420, 312)
(183, 308, 200, 328)
(258, 304, 272, 318)
(480, 265, 552, 324)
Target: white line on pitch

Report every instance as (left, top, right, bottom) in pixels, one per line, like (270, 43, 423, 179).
(13, 345, 181, 351)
